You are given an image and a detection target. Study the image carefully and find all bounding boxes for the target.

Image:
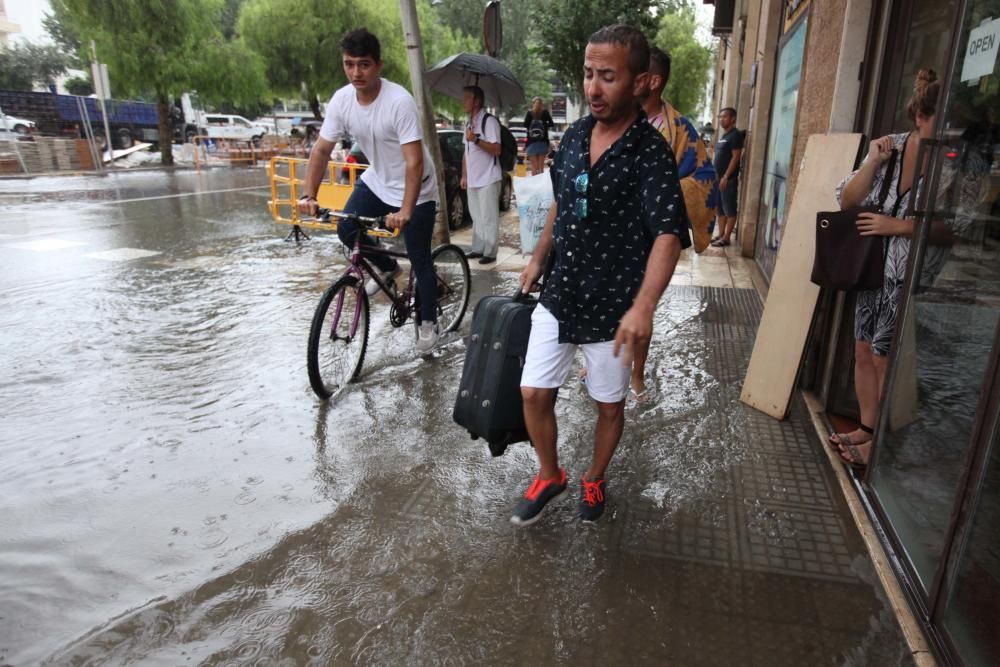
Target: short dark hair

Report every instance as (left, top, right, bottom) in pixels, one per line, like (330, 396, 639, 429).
(720, 107, 736, 118)
(649, 47, 671, 87)
(463, 85, 485, 107)
(588, 24, 650, 77)
(340, 28, 381, 62)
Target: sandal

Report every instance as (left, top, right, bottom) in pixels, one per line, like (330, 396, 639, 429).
(838, 441, 871, 471)
(828, 424, 873, 450)
(630, 387, 650, 403)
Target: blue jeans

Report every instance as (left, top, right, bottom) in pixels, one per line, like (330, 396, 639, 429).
(338, 180, 438, 323)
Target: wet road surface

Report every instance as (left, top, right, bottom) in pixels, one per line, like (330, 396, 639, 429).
(1, 169, 912, 665)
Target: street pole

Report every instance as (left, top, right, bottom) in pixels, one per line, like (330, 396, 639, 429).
(399, 0, 450, 245)
(0, 106, 28, 173)
(91, 41, 115, 168)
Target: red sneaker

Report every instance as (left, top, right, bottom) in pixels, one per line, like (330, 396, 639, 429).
(579, 477, 607, 523)
(509, 468, 568, 526)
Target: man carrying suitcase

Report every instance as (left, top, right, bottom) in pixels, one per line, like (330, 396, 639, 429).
(512, 25, 690, 525)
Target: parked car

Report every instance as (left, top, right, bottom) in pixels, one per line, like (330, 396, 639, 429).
(0, 114, 35, 137)
(437, 129, 513, 230)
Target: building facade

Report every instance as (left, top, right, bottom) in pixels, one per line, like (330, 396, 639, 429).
(708, 0, 1000, 664)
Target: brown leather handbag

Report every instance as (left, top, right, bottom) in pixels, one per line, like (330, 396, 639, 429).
(811, 149, 897, 291)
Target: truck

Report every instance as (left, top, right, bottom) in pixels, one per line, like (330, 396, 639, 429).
(0, 89, 197, 150)
(0, 90, 270, 150)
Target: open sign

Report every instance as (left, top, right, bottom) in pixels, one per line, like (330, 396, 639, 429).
(961, 17, 1000, 82)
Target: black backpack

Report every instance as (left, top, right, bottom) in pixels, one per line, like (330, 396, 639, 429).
(528, 117, 546, 141)
(482, 112, 518, 172)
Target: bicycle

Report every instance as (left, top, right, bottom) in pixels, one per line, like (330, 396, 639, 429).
(306, 209, 471, 399)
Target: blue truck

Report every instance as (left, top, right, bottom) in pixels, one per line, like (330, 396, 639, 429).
(0, 89, 196, 149)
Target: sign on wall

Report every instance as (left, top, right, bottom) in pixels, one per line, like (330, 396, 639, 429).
(961, 17, 1000, 82)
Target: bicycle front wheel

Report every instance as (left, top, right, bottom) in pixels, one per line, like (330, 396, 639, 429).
(431, 244, 471, 333)
(307, 276, 369, 399)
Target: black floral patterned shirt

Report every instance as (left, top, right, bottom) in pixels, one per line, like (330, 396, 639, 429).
(541, 110, 690, 344)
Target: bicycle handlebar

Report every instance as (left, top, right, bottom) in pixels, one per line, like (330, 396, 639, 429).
(318, 208, 387, 228)
(309, 208, 398, 238)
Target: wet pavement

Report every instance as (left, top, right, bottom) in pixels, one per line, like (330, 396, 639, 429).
(0, 168, 913, 665)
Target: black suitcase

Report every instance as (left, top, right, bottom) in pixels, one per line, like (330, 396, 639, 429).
(453, 290, 536, 456)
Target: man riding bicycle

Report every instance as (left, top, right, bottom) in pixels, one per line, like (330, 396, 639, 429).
(297, 28, 440, 353)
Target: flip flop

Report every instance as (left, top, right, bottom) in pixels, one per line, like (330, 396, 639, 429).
(630, 388, 650, 403)
(828, 424, 874, 450)
(838, 442, 870, 471)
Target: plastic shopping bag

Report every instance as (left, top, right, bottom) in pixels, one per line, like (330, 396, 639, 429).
(513, 172, 553, 255)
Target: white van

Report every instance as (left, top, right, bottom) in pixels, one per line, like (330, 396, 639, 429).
(199, 114, 268, 144)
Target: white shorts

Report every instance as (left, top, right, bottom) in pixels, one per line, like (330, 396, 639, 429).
(520, 304, 631, 403)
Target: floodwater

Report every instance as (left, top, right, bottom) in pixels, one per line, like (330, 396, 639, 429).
(0, 168, 912, 665)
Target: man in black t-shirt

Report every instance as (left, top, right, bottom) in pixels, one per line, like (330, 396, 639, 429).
(712, 107, 744, 247)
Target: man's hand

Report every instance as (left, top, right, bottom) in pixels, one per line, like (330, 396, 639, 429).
(719, 175, 729, 192)
(857, 212, 904, 237)
(460, 176, 467, 190)
(297, 195, 318, 217)
(385, 210, 411, 231)
(465, 127, 477, 143)
(613, 302, 655, 366)
(519, 258, 545, 294)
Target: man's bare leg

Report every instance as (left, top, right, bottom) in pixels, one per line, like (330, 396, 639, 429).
(522, 386, 560, 479)
(584, 400, 626, 480)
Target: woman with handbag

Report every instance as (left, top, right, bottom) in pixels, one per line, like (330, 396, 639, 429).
(830, 69, 941, 469)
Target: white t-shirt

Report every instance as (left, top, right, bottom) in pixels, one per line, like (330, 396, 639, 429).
(463, 109, 502, 188)
(319, 79, 438, 206)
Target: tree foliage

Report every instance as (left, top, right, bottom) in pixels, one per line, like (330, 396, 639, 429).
(238, 0, 475, 119)
(0, 42, 70, 91)
(533, 0, 663, 97)
(64, 75, 95, 96)
(655, 3, 714, 117)
(50, 0, 268, 164)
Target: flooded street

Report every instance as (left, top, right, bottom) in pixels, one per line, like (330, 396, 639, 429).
(1, 169, 912, 665)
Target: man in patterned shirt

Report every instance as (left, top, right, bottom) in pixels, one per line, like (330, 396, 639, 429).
(511, 25, 691, 526)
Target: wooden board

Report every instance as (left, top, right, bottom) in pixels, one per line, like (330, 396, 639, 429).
(741, 133, 864, 419)
(104, 142, 154, 163)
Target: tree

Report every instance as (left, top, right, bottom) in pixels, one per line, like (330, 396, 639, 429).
(0, 42, 70, 91)
(655, 3, 714, 117)
(239, 0, 475, 119)
(53, 0, 268, 165)
(533, 0, 663, 97)
(239, 0, 370, 119)
(64, 75, 95, 96)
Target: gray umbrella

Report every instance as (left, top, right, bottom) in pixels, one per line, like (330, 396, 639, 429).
(425, 53, 525, 109)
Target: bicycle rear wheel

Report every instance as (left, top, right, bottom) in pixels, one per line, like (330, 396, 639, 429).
(431, 244, 471, 333)
(307, 276, 369, 399)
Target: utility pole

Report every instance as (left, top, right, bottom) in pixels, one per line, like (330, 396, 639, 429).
(399, 0, 450, 244)
(91, 41, 115, 168)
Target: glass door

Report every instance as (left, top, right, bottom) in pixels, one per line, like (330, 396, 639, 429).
(867, 0, 1000, 661)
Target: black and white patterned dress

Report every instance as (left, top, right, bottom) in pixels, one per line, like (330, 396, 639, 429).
(835, 133, 985, 355)
(835, 132, 915, 356)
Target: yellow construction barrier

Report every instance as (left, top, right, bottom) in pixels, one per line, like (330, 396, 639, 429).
(267, 156, 394, 238)
(192, 135, 258, 171)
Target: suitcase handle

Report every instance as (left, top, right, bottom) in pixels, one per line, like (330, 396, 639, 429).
(512, 288, 536, 303)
